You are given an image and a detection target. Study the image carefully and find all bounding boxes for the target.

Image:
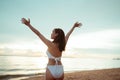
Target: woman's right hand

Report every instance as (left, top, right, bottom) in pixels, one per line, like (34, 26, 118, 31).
(73, 22, 82, 28)
(21, 18, 30, 25)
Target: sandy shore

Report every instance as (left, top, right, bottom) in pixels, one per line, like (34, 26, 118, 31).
(23, 68, 120, 80)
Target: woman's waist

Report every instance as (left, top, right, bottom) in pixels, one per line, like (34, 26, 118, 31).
(47, 59, 62, 65)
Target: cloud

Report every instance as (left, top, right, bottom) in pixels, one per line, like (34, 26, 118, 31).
(65, 29, 120, 58)
(67, 29, 120, 49)
(0, 39, 47, 56)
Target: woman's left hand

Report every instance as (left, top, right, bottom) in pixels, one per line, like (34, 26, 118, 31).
(21, 18, 30, 25)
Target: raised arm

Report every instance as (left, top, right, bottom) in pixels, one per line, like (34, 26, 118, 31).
(21, 18, 52, 48)
(65, 22, 82, 43)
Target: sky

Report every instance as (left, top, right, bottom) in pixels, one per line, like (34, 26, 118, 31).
(0, 0, 120, 58)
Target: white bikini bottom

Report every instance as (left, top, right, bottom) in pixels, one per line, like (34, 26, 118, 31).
(47, 65, 64, 78)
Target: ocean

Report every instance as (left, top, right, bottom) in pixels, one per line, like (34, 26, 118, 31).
(0, 55, 120, 80)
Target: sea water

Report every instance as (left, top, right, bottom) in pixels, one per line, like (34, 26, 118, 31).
(0, 55, 120, 76)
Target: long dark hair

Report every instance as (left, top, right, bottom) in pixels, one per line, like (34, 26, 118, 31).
(53, 28, 66, 52)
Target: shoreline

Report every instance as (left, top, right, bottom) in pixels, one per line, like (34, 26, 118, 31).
(22, 68, 120, 80)
(1, 68, 120, 80)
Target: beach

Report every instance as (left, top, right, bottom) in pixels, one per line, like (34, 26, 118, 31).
(23, 68, 120, 80)
(0, 56, 120, 80)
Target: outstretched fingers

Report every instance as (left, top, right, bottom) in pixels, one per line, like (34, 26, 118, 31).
(21, 18, 30, 25)
(74, 22, 82, 27)
(28, 18, 30, 23)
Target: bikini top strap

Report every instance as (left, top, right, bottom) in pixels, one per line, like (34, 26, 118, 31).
(46, 51, 61, 65)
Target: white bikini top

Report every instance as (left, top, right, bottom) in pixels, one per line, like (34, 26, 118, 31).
(46, 51, 61, 65)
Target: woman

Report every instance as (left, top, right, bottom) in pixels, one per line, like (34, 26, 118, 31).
(21, 18, 82, 80)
